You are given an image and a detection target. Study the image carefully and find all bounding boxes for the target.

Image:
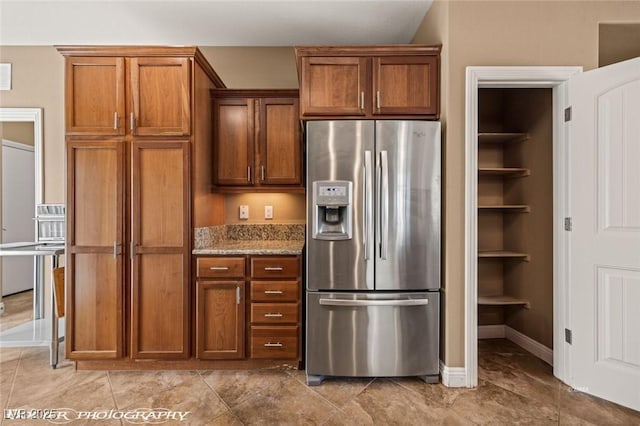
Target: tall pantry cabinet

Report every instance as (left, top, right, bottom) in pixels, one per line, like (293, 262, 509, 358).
(58, 47, 225, 360)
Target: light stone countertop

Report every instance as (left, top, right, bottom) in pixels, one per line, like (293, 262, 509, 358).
(192, 239, 304, 255)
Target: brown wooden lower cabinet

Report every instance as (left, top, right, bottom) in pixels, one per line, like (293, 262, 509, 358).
(196, 281, 245, 359)
(194, 254, 302, 364)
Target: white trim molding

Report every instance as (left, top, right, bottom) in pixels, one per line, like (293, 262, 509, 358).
(465, 67, 582, 388)
(439, 360, 467, 388)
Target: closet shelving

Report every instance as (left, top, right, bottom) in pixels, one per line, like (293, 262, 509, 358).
(477, 130, 531, 308)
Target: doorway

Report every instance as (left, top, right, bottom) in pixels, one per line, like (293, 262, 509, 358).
(464, 67, 582, 387)
(2, 137, 36, 295)
(0, 108, 43, 316)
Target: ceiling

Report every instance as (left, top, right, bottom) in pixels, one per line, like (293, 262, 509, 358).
(0, 1, 432, 46)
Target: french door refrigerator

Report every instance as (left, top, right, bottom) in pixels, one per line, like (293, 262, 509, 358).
(306, 120, 441, 385)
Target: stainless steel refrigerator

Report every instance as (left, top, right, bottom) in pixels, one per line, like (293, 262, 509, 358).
(306, 120, 441, 385)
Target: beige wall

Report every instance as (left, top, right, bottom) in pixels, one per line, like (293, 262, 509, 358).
(0, 46, 64, 203)
(224, 193, 305, 224)
(0, 122, 35, 146)
(200, 47, 298, 89)
(600, 23, 640, 66)
(414, 0, 640, 368)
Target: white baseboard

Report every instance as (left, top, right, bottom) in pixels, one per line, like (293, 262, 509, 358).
(505, 326, 553, 366)
(439, 360, 467, 388)
(478, 324, 506, 339)
(478, 324, 553, 366)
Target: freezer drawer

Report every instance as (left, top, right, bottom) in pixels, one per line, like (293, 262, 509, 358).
(306, 292, 439, 379)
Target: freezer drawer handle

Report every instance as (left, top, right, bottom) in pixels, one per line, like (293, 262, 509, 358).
(264, 267, 284, 271)
(264, 342, 283, 347)
(264, 313, 283, 318)
(264, 290, 283, 295)
(319, 298, 429, 307)
(210, 266, 229, 271)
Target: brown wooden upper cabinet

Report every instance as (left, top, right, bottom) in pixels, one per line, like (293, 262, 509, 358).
(64, 54, 191, 136)
(295, 45, 441, 119)
(212, 89, 303, 192)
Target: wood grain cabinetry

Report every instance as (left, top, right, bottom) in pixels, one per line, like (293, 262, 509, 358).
(194, 255, 302, 363)
(66, 140, 125, 359)
(248, 256, 301, 361)
(195, 257, 245, 359)
(59, 46, 225, 362)
(64, 54, 191, 136)
(212, 89, 302, 192)
(295, 45, 441, 119)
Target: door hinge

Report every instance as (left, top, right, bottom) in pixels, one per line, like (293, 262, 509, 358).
(564, 217, 572, 231)
(564, 106, 572, 122)
(565, 328, 572, 344)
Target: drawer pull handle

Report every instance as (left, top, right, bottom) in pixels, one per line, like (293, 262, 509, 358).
(264, 313, 283, 318)
(264, 290, 283, 295)
(264, 342, 283, 348)
(264, 267, 284, 271)
(210, 266, 229, 271)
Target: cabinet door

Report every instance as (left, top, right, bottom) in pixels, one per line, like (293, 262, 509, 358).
(300, 57, 369, 116)
(129, 57, 191, 136)
(130, 140, 190, 359)
(65, 57, 125, 135)
(258, 97, 302, 185)
(213, 98, 254, 185)
(66, 140, 124, 359)
(196, 281, 245, 359)
(372, 55, 439, 116)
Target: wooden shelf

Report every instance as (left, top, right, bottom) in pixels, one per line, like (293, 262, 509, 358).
(478, 167, 530, 177)
(478, 296, 530, 309)
(478, 205, 530, 212)
(478, 250, 530, 261)
(478, 132, 529, 144)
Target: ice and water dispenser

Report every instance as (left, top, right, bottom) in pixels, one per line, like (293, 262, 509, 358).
(311, 181, 353, 240)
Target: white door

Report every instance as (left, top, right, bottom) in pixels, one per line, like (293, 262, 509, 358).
(1, 140, 35, 296)
(568, 57, 640, 411)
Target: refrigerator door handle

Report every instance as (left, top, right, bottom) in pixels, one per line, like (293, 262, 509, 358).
(319, 298, 429, 307)
(380, 150, 389, 260)
(364, 150, 373, 260)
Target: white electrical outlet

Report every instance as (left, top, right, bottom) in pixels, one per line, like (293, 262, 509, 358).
(265, 205, 273, 220)
(239, 205, 249, 220)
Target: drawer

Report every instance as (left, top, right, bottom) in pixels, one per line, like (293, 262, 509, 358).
(250, 281, 300, 302)
(250, 256, 300, 278)
(250, 326, 298, 359)
(197, 256, 245, 278)
(251, 303, 299, 324)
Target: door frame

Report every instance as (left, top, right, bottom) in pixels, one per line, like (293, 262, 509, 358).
(464, 67, 582, 387)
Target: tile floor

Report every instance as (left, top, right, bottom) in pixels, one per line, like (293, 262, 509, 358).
(1, 291, 639, 425)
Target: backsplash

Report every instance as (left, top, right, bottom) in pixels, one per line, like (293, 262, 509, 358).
(194, 224, 305, 249)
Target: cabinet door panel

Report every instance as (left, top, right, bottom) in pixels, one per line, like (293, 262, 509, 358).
(372, 56, 438, 116)
(66, 140, 124, 359)
(259, 98, 302, 185)
(132, 254, 188, 358)
(131, 141, 190, 359)
(300, 57, 368, 116)
(135, 144, 187, 247)
(67, 253, 123, 358)
(213, 98, 254, 185)
(68, 143, 121, 247)
(196, 281, 245, 359)
(65, 57, 125, 135)
(130, 57, 191, 136)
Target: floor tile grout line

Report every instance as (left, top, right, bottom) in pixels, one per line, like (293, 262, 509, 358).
(4, 347, 24, 415)
(196, 370, 238, 419)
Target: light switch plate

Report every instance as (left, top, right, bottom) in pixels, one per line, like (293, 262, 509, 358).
(264, 205, 273, 220)
(239, 205, 249, 220)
